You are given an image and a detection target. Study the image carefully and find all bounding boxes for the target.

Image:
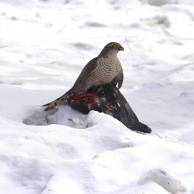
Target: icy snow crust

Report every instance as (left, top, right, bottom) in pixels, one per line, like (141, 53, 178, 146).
(0, 0, 194, 193)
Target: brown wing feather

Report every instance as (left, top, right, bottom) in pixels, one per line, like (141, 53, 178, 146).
(117, 72, 123, 89)
(73, 57, 98, 88)
(111, 71, 123, 89)
(43, 57, 99, 111)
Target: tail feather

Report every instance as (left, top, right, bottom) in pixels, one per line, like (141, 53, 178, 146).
(43, 94, 68, 111)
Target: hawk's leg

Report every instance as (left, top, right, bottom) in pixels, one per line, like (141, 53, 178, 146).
(104, 104, 113, 110)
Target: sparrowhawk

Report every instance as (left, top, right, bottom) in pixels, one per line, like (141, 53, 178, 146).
(43, 42, 124, 111)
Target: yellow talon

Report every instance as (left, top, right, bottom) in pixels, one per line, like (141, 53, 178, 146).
(104, 104, 112, 110)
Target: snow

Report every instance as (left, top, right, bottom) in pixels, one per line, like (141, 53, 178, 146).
(0, 0, 194, 193)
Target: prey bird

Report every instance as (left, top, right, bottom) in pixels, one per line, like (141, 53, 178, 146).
(43, 42, 124, 111)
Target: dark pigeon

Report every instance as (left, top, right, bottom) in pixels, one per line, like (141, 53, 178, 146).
(67, 84, 152, 134)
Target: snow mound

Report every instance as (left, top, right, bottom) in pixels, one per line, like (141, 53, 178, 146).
(1, 0, 194, 193)
(23, 105, 88, 128)
(140, 168, 187, 194)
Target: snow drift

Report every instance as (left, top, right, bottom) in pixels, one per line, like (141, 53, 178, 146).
(0, 0, 194, 193)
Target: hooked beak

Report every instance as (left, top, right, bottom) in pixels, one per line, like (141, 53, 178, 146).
(119, 45, 124, 51)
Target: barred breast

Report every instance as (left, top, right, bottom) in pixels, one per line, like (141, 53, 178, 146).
(84, 57, 122, 89)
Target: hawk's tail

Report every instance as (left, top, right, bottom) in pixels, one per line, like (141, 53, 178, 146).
(43, 94, 68, 111)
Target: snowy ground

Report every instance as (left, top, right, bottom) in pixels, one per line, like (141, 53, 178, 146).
(1, 0, 194, 193)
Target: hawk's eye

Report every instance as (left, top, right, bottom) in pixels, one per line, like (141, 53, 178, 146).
(113, 44, 118, 49)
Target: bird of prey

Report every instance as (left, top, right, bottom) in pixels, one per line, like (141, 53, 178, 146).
(43, 42, 124, 111)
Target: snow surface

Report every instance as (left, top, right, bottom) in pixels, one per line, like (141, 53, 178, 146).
(1, 0, 194, 193)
